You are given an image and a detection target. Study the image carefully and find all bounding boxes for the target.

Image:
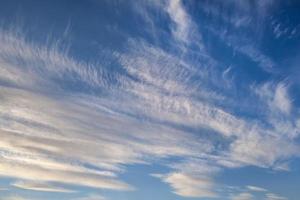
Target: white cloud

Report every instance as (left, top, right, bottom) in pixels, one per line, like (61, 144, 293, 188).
(0, 11, 299, 199)
(75, 194, 107, 200)
(229, 129, 299, 167)
(253, 82, 300, 140)
(247, 185, 267, 192)
(238, 45, 276, 73)
(266, 193, 287, 200)
(232, 192, 253, 200)
(12, 180, 76, 193)
(0, 27, 112, 92)
(256, 82, 292, 114)
(165, 0, 191, 43)
(273, 83, 291, 114)
(0, 155, 133, 191)
(0, 28, 215, 196)
(154, 172, 217, 198)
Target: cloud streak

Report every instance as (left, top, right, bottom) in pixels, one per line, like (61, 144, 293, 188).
(12, 181, 76, 193)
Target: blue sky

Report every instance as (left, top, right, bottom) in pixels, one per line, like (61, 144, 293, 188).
(0, 0, 300, 200)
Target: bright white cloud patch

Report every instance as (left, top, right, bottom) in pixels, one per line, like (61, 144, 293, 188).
(153, 172, 217, 198)
(166, 0, 190, 43)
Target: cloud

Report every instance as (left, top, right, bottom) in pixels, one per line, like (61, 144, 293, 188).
(75, 194, 107, 200)
(0, 154, 133, 191)
(229, 129, 299, 167)
(0, 196, 31, 200)
(153, 172, 217, 198)
(231, 185, 288, 200)
(165, 0, 191, 43)
(273, 83, 292, 114)
(246, 185, 267, 192)
(0, 27, 215, 197)
(232, 192, 253, 200)
(230, 185, 289, 200)
(0, 2, 299, 198)
(12, 180, 76, 193)
(198, 0, 279, 74)
(266, 193, 287, 200)
(238, 45, 276, 73)
(256, 82, 292, 114)
(253, 81, 300, 141)
(0, 26, 115, 92)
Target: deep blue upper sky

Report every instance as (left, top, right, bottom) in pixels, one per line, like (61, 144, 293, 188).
(0, 0, 300, 200)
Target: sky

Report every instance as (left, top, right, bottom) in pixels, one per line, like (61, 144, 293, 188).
(0, 0, 300, 200)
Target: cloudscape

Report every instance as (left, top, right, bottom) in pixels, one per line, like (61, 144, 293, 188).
(0, 0, 300, 200)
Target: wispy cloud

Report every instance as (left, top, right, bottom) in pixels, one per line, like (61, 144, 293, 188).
(232, 192, 253, 200)
(255, 82, 292, 114)
(230, 184, 288, 200)
(165, 0, 191, 43)
(266, 193, 288, 200)
(153, 172, 217, 198)
(0, 0, 299, 199)
(246, 185, 267, 192)
(75, 194, 107, 200)
(12, 180, 76, 193)
(0, 23, 299, 198)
